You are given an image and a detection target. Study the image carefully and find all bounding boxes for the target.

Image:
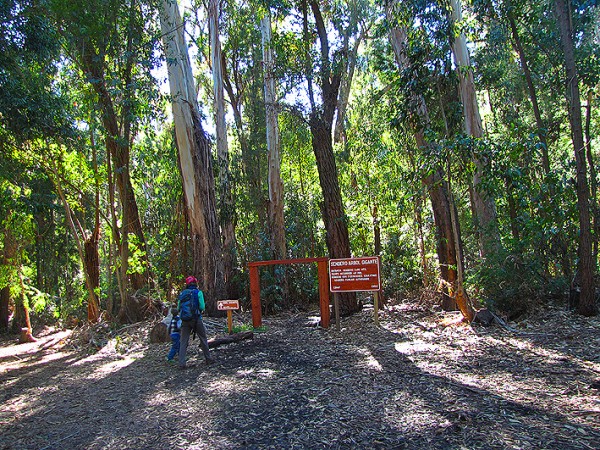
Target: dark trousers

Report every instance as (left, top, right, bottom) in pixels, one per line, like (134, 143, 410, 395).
(178, 318, 211, 367)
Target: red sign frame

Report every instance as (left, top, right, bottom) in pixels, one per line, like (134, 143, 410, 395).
(329, 257, 381, 292)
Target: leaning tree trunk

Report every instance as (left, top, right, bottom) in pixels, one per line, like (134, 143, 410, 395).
(387, 7, 474, 320)
(449, 0, 499, 259)
(209, 0, 237, 292)
(554, 0, 597, 316)
(160, 0, 226, 313)
(50, 163, 101, 323)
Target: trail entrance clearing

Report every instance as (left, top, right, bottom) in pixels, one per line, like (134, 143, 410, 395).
(249, 257, 330, 328)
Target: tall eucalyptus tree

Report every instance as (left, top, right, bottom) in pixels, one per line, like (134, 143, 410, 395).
(209, 0, 237, 289)
(554, 0, 596, 316)
(297, 0, 361, 314)
(261, 8, 286, 262)
(159, 0, 226, 312)
(386, 0, 474, 320)
(50, 0, 154, 301)
(448, 0, 500, 258)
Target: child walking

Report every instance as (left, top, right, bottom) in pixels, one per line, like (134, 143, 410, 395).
(166, 307, 182, 362)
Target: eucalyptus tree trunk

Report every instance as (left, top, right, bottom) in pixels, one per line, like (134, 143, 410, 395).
(107, 148, 126, 318)
(584, 90, 598, 260)
(449, 0, 499, 258)
(408, 153, 431, 286)
(75, 46, 148, 294)
(222, 57, 266, 229)
(507, 11, 550, 173)
(261, 11, 286, 261)
(14, 270, 34, 342)
(0, 223, 16, 331)
(387, 8, 474, 321)
(87, 127, 101, 322)
(51, 167, 100, 323)
(209, 0, 237, 289)
(306, 0, 357, 315)
(554, 0, 597, 316)
(334, 29, 364, 145)
(160, 0, 225, 313)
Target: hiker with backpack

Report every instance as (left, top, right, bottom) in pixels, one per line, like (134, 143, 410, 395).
(177, 276, 215, 369)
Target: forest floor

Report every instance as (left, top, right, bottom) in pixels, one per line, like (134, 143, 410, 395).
(1, 299, 599, 450)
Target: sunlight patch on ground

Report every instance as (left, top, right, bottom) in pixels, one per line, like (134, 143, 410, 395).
(204, 369, 276, 395)
(383, 394, 448, 432)
(395, 340, 438, 354)
(206, 377, 241, 394)
(74, 354, 138, 380)
(1, 349, 68, 377)
(236, 368, 277, 379)
(488, 335, 600, 373)
(0, 329, 72, 359)
(357, 347, 383, 371)
(145, 390, 178, 407)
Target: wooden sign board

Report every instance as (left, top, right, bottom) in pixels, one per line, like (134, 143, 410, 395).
(329, 257, 381, 292)
(217, 300, 240, 311)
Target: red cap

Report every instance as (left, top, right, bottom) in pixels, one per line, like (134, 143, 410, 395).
(185, 276, 197, 285)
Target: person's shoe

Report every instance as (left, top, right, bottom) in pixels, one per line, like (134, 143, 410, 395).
(166, 358, 175, 363)
(179, 363, 196, 370)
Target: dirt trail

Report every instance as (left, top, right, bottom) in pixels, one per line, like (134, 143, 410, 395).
(1, 303, 599, 449)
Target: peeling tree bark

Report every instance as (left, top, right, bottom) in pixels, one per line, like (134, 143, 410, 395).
(160, 0, 226, 313)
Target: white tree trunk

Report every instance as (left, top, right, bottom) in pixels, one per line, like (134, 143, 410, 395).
(261, 12, 286, 260)
(159, 0, 225, 310)
(450, 0, 499, 257)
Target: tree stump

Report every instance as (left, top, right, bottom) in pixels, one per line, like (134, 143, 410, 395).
(473, 309, 495, 326)
(149, 322, 170, 343)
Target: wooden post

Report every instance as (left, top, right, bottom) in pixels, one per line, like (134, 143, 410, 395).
(250, 265, 261, 328)
(374, 291, 380, 327)
(334, 293, 340, 332)
(227, 310, 233, 334)
(317, 259, 330, 328)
